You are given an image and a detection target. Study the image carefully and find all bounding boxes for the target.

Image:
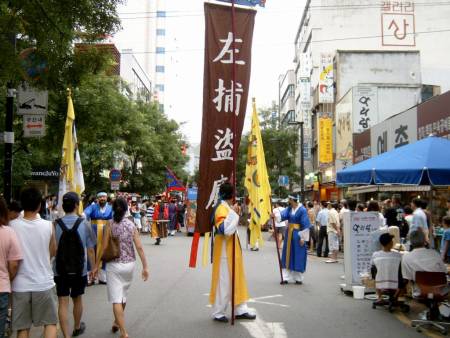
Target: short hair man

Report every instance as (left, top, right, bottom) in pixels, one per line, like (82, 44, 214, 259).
(10, 187, 58, 338)
(316, 201, 329, 258)
(54, 192, 96, 338)
(370, 233, 403, 303)
(326, 202, 340, 263)
(402, 231, 446, 295)
(410, 199, 429, 242)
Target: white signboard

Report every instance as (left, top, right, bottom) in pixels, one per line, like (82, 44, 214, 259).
(352, 86, 379, 134)
(370, 107, 418, 156)
(23, 115, 46, 138)
(17, 85, 48, 116)
(299, 53, 312, 78)
(299, 78, 311, 110)
(319, 53, 334, 104)
(344, 212, 382, 287)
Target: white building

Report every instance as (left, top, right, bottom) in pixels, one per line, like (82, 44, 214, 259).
(120, 50, 152, 103)
(294, 0, 450, 98)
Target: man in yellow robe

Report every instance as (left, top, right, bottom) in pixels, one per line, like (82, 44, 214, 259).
(209, 182, 256, 323)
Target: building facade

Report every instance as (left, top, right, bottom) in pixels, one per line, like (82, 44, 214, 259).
(120, 50, 152, 103)
(292, 0, 450, 201)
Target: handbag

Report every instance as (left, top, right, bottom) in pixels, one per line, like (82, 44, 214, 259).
(101, 223, 121, 262)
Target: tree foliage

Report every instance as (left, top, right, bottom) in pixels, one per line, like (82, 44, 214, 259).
(0, 75, 188, 197)
(0, 0, 122, 89)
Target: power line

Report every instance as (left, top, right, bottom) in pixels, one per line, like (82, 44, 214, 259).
(118, 1, 450, 19)
(120, 27, 450, 54)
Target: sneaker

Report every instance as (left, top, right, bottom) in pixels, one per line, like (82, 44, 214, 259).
(325, 259, 338, 263)
(72, 322, 86, 336)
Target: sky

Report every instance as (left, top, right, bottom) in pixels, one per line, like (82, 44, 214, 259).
(114, 0, 305, 145)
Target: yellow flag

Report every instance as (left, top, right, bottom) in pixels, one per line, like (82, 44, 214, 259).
(58, 89, 85, 215)
(244, 98, 272, 247)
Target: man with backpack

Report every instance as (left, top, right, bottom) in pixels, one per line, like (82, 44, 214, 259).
(54, 192, 96, 338)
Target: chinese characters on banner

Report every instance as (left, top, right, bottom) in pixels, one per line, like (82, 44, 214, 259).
(352, 86, 379, 134)
(318, 53, 334, 104)
(381, 1, 416, 47)
(195, 3, 255, 234)
(318, 113, 333, 165)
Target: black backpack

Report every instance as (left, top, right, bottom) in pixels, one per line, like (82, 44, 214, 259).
(55, 217, 85, 276)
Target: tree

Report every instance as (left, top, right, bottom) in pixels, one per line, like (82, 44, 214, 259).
(237, 107, 300, 198)
(0, 0, 122, 89)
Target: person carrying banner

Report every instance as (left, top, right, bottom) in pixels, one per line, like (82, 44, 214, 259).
(84, 192, 113, 284)
(209, 183, 256, 323)
(275, 195, 311, 284)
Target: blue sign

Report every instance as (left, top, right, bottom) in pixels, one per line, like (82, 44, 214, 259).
(215, 0, 266, 7)
(278, 175, 289, 186)
(109, 169, 122, 182)
(187, 187, 198, 201)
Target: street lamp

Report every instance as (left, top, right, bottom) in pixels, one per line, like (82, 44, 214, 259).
(288, 118, 305, 203)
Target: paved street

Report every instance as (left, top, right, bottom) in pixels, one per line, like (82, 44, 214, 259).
(28, 228, 424, 338)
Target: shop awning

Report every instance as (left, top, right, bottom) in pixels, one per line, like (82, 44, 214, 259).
(337, 136, 450, 186)
(347, 185, 431, 194)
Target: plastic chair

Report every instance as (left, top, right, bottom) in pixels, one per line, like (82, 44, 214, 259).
(411, 271, 449, 335)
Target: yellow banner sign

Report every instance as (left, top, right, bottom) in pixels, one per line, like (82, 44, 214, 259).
(319, 117, 333, 164)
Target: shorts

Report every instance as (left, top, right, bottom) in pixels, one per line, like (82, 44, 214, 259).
(328, 232, 339, 251)
(276, 226, 286, 235)
(54, 275, 88, 298)
(12, 287, 58, 331)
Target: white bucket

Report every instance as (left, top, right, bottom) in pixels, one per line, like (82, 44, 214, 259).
(352, 286, 365, 299)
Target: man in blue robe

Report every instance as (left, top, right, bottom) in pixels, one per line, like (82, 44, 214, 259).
(276, 195, 311, 284)
(84, 192, 113, 284)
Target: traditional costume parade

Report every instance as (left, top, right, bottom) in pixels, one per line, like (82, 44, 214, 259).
(209, 183, 255, 323)
(278, 195, 312, 284)
(84, 192, 113, 284)
(151, 199, 168, 245)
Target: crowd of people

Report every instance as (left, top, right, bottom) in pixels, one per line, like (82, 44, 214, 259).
(0, 187, 192, 338)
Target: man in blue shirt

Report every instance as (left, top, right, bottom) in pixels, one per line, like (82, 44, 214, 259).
(54, 192, 96, 338)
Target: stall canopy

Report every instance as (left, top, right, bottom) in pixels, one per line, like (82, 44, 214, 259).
(337, 136, 450, 186)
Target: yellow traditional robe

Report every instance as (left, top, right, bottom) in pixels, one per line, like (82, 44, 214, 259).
(209, 202, 250, 306)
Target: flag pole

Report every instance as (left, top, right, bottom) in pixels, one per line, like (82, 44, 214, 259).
(231, 0, 237, 326)
(270, 200, 284, 284)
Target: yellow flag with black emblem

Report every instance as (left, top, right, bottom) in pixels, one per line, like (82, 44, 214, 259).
(244, 98, 272, 247)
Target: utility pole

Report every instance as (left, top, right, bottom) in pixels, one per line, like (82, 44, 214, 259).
(4, 27, 16, 203)
(4, 83, 14, 202)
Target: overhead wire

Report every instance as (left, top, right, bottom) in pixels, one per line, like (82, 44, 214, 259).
(120, 27, 450, 54)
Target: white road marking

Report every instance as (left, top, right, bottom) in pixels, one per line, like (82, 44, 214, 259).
(248, 294, 289, 308)
(241, 310, 288, 338)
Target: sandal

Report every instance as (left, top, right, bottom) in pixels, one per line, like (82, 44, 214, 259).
(112, 324, 119, 333)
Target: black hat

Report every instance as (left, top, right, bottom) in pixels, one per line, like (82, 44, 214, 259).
(379, 233, 394, 246)
(63, 192, 80, 204)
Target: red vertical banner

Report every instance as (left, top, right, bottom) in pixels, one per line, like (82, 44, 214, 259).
(195, 3, 256, 235)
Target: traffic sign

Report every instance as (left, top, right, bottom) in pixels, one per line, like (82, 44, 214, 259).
(109, 169, 122, 182)
(278, 175, 289, 187)
(23, 115, 46, 138)
(111, 181, 120, 191)
(17, 84, 48, 116)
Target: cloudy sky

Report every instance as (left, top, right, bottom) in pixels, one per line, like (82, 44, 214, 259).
(114, 0, 305, 144)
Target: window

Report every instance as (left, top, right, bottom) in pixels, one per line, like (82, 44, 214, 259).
(156, 29, 166, 36)
(156, 47, 165, 54)
(155, 84, 165, 92)
(157, 11, 166, 18)
(156, 65, 165, 73)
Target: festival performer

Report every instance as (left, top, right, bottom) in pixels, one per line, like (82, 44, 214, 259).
(151, 197, 168, 245)
(84, 192, 113, 284)
(210, 183, 256, 323)
(276, 195, 311, 285)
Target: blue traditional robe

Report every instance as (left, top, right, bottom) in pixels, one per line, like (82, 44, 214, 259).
(84, 203, 113, 272)
(280, 205, 311, 273)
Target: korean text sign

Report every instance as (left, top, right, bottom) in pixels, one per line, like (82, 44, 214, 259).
(196, 3, 255, 233)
